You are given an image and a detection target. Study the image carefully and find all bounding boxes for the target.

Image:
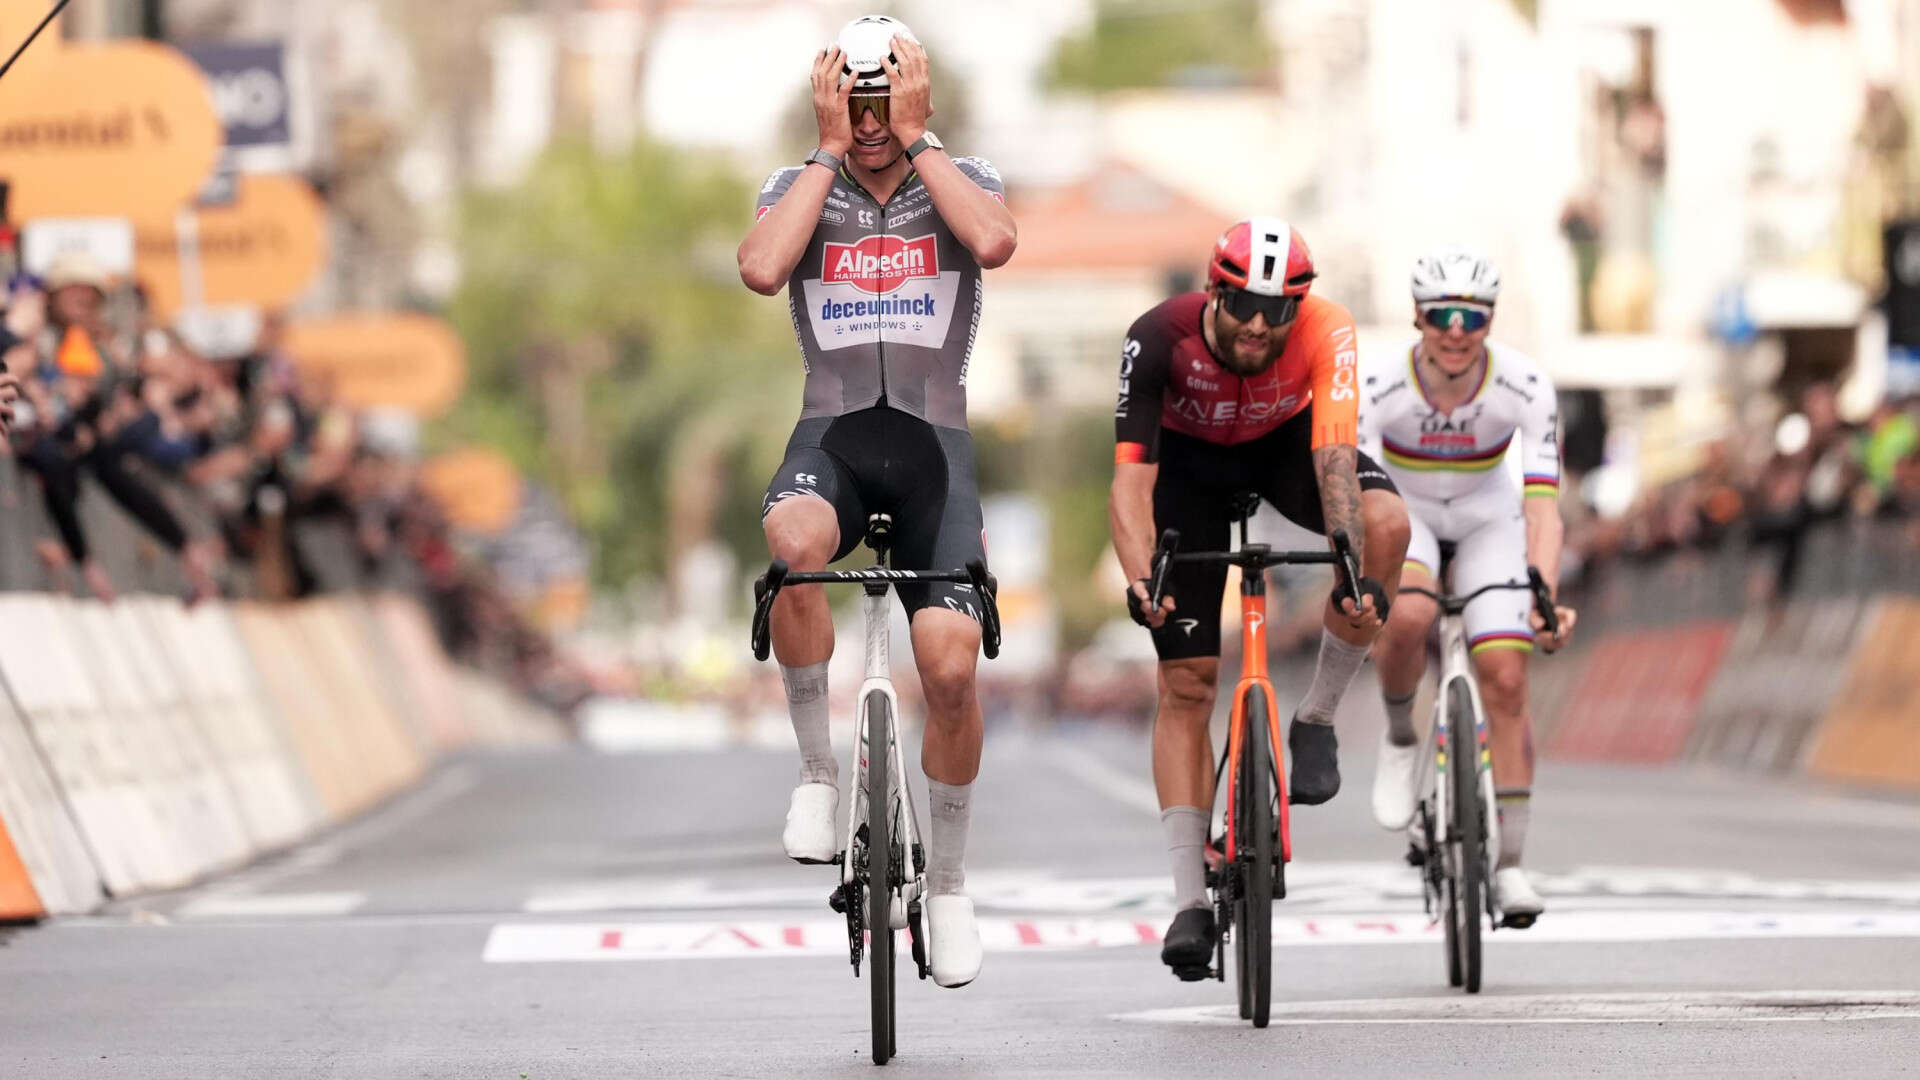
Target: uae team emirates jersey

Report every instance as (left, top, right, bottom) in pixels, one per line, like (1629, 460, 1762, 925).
(1113, 292, 1361, 463)
(756, 157, 1004, 430)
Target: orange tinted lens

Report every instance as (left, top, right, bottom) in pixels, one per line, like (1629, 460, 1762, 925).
(850, 95, 890, 125)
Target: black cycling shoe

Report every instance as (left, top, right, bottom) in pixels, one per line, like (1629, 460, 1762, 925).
(1160, 907, 1215, 981)
(1288, 719, 1341, 805)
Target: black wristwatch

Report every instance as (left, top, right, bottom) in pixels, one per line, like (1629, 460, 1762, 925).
(903, 131, 944, 162)
(803, 147, 843, 173)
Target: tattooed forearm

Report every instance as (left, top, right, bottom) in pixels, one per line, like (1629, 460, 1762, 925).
(1313, 444, 1364, 568)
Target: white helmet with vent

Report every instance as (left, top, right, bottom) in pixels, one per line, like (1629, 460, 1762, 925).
(837, 15, 917, 92)
(1410, 246, 1502, 305)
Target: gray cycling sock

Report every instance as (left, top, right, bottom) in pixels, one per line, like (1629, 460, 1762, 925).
(1161, 805, 1211, 911)
(1497, 788, 1530, 870)
(1383, 689, 1418, 746)
(1296, 629, 1371, 725)
(780, 662, 837, 785)
(926, 779, 972, 895)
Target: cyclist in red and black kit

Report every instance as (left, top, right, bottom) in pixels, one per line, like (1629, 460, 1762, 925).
(1107, 219, 1411, 978)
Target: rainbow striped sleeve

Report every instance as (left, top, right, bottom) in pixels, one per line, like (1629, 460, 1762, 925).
(1523, 474, 1559, 498)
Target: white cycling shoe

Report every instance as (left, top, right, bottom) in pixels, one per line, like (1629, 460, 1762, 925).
(1492, 866, 1544, 928)
(924, 894, 983, 988)
(782, 782, 839, 864)
(1371, 730, 1423, 830)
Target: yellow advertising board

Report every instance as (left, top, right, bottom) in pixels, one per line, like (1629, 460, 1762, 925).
(134, 174, 328, 318)
(0, 39, 222, 220)
(420, 447, 523, 535)
(283, 313, 468, 418)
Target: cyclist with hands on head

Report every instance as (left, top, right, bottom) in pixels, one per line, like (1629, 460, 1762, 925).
(1108, 219, 1411, 979)
(736, 14, 1015, 991)
(1357, 246, 1577, 928)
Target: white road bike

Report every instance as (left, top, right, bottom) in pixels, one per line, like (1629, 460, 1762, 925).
(1399, 545, 1557, 994)
(751, 514, 1000, 1066)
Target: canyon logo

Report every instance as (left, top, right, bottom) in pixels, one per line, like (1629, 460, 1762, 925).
(822, 234, 939, 295)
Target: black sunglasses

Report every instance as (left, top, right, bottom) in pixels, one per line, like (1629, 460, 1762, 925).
(1219, 287, 1300, 325)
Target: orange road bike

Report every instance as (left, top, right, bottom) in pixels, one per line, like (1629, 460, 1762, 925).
(1148, 501, 1361, 1028)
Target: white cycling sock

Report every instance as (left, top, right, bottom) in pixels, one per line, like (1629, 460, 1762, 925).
(1383, 689, 1418, 746)
(926, 779, 972, 895)
(1161, 806, 1211, 911)
(1296, 629, 1371, 725)
(780, 662, 837, 786)
(1497, 788, 1530, 870)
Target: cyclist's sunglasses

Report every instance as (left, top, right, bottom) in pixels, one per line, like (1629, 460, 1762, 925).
(1419, 302, 1494, 333)
(849, 93, 890, 126)
(1219, 287, 1300, 326)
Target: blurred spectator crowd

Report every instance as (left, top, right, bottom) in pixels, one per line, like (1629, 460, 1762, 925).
(1563, 380, 1920, 602)
(0, 251, 589, 715)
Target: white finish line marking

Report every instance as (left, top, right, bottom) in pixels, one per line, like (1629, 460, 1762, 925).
(484, 918, 1161, 962)
(1115, 991, 1920, 1026)
(483, 910, 1920, 963)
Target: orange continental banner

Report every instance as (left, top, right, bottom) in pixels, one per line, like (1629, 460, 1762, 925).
(283, 313, 467, 417)
(0, 40, 222, 221)
(1806, 597, 1920, 790)
(420, 447, 523, 534)
(134, 174, 329, 319)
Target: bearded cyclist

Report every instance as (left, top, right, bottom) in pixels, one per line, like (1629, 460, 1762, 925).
(737, 14, 1016, 989)
(1358, 247, 1577, 928)
(1109, 219, 1411, 979)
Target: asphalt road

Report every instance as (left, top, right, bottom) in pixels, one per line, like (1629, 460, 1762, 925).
(5, 689, 1920, 1078)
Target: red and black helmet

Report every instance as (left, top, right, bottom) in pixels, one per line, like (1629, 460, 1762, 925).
(1207, 218, 1316, 297)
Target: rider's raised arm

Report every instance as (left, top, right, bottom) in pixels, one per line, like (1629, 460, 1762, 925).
(917, 154, 1017, 269)
(1518, 359, 1565, 592)
(739, 165, 839, 295)
(1305, 301, 1365, 565)
(1110, 309, 1174, 584)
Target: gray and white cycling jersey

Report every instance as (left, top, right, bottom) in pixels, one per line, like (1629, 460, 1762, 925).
(756, 157, 1004, 431)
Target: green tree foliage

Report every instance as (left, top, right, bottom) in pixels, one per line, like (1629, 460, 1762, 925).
(1046, 0, 1276, 94)
(441, 138, 801, 588)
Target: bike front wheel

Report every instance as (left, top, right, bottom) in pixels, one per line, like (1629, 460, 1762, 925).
(866, 691, 896, 1063)
(1446, 678, 1485, 994)
(1237, 688, 1274, 1028)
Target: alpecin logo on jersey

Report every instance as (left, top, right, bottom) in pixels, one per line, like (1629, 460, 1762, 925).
(822, 234, 939, 295)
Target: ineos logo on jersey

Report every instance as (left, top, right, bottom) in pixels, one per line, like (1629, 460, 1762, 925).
(1328, 330, 1358, 402)
(822, 234, 940, 295)
(1116, 338, 1141, 417)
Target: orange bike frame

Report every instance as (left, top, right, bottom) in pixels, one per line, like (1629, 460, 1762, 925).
(1222, 580, 1292, 865)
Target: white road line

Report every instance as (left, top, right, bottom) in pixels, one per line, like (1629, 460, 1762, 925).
(481, 910, 1920, 963)
(178, 892, 368, 918)
(1051, 745, 1160, 817)
(174, 764, 479, 901)
(1114, 990, 1920, 1026)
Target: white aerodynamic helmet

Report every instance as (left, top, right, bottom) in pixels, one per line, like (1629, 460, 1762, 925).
(1410, 246, 1502, 305)
(837, 15, 918, 93)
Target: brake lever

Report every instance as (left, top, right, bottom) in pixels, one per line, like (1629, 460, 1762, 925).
(1148, 528, 1180, 611)
(1329, 529, 1362, 608)
(750, 559, 790, 661)
(965, 559, 1000, 660)
(1526, 566, 1559, 640)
